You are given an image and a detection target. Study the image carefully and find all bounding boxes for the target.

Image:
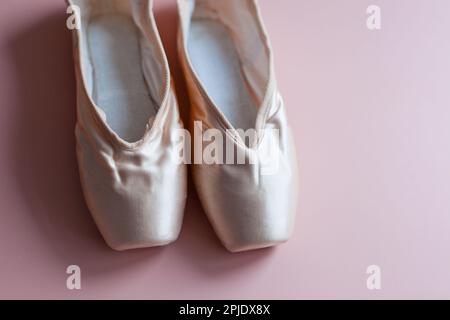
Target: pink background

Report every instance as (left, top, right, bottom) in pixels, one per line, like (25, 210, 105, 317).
(0, 0, 449, 299)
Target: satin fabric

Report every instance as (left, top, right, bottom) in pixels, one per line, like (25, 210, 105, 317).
(177, 0, 298, 252)
(70, 0, 187, 250)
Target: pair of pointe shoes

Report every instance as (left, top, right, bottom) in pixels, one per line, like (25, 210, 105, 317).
(69, 0, 297, 252)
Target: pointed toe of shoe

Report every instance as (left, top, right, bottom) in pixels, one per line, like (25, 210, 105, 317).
(222, 228, 291, 253)
(216, 200, 295, 253)
(81, 173, 186, 251)
(98, 194, 185, 251)
(104, 216, 182, 252)
(76, 128, 187, 251)
(193, 163, 297, 253)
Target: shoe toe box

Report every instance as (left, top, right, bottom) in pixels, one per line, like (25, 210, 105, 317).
(77, 135, 187, 250)
(194, 161, 297, 253)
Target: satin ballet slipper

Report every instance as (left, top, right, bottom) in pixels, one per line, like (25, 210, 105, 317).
(69, 0, 186, 250)
(177, 0, 298, 252)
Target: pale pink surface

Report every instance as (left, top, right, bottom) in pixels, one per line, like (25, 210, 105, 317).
(0, 0, 449, 299)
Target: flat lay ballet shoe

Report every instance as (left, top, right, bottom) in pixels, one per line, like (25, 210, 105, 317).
(177, 0, 298, 252)
(69, 0, 187, 250)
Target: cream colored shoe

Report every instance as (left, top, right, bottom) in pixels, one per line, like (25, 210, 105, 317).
(69, 0, 186, 250)
(177, 0, 298, 252)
